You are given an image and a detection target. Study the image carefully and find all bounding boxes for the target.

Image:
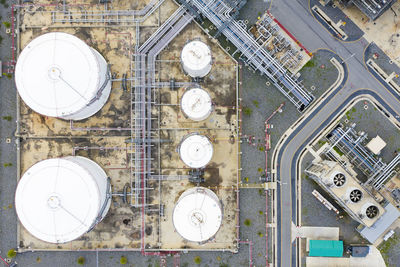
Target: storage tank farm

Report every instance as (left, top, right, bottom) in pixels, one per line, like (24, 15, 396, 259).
(172, 187, 223, 243)
(15, 32, 111, 120)
(181, 40, 212, 78)
(15, 157, 111, 244)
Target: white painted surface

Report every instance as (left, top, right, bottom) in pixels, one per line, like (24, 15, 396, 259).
(173, 187, 222, 242)
(181, 40, 212, 78)
(15, 32, 111, 120)
(181, 88, 212, 121)
(15, 156, 110, 243)
(179, 134, 213, 168)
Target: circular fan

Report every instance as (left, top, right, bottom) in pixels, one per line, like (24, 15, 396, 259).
(366, 206, 379, 219)
(349, 189, 362, 203)
(333, 173, 346, 187)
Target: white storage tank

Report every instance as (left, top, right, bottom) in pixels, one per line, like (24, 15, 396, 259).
(180, 87, 213, 121)
(15, 156, 111, 244)
(178, 134, 213, 169)
(181, 40, 212, 78)
(173, 187, 222, 243)
(15, 32, 112, 120)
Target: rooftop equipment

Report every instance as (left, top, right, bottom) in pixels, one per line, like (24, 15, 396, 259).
(180, 87, 213, 121)
(172, 187, 222, 242)
(15, 156, 111, 243)
(15, 32, 111, 120)
(178, 134, 213, 168)
(181, 40, 212, 78)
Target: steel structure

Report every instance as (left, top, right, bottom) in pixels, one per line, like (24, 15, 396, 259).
(326, 125, 400, 190)
(325, 126, 386, 176)
(51, 0, 166, 24)
(366, 153, 400, 190)
(179, 0, 314, 111)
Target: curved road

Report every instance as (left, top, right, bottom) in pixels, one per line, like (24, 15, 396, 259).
(269, 0, 400, 266)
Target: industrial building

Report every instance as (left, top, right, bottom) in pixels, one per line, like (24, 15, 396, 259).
(306, 120, 400, 245)
(306, 160, 385, 227)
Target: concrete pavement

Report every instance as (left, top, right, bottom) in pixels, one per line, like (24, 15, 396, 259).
(270, 1, 400, 266)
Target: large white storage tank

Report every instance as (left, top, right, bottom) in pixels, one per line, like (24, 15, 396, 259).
(15, 156, 111, 244)
(180, 87, 213, 121)
(178, 134, 213, 169)
(181, 40, 212, 78)
(15, 32, 111, 120)
(173, 187, 222, 243)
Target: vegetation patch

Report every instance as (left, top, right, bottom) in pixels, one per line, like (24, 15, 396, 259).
(2, 116, 12, 121)
(2, 21, 10, 29)
(120, 256, 128, 265)
(332, 146, 344, 156)
(3, 163, 12, 167)
(378, 233, 399, 267)
(303, 58, 316, 68)
(243, 107, 253, 116)
(7, 249, 16, 259)
(77, 256, 85, 265)
(244, 219, 251, 226)
(257, 231, 264, 237)
(252, 100, 259, 108)
(193, 256, 202, 264)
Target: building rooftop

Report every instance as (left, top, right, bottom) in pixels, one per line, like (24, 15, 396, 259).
(358, 203, 400, 244)
(366, 135, 386, 155)
(306, 161, 385, 227)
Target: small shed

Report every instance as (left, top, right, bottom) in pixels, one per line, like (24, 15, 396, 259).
(366, 136, 386, 155)
(309, 240, 343, 257)
(351, 246, 370, 257)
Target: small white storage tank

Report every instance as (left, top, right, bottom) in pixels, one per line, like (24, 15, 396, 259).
(173, 187, 222, 242)
(181, 40, 212, 78)
(180, 87, 212, 121)
(178, 134, 213, 169)
(15, 156, 111, 244)
(15, 32, 112, 120)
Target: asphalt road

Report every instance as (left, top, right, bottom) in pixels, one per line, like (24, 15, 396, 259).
(270, 0, 400, 266)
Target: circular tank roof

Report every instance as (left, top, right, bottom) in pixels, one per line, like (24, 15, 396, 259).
(15, 32, 102, 118)
(173, 187, 222, 242)
(15, 158, 102, 243)
(179, 134, 213, 168)
(181, 40, 212, 74)
(181, 88, 212, 121)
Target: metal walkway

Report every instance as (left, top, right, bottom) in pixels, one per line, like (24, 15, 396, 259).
(133, 5, 193, 206)
(179, 0, 314, 110)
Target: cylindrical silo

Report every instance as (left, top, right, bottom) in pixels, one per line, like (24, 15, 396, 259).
(15, 32, 111, 120)
(181, 40, 212, 78)
(173, 187, 222, 243)
(180, 87, 213, 121)
(15, 156, 111, 244)
(178, 133, 213, 169)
